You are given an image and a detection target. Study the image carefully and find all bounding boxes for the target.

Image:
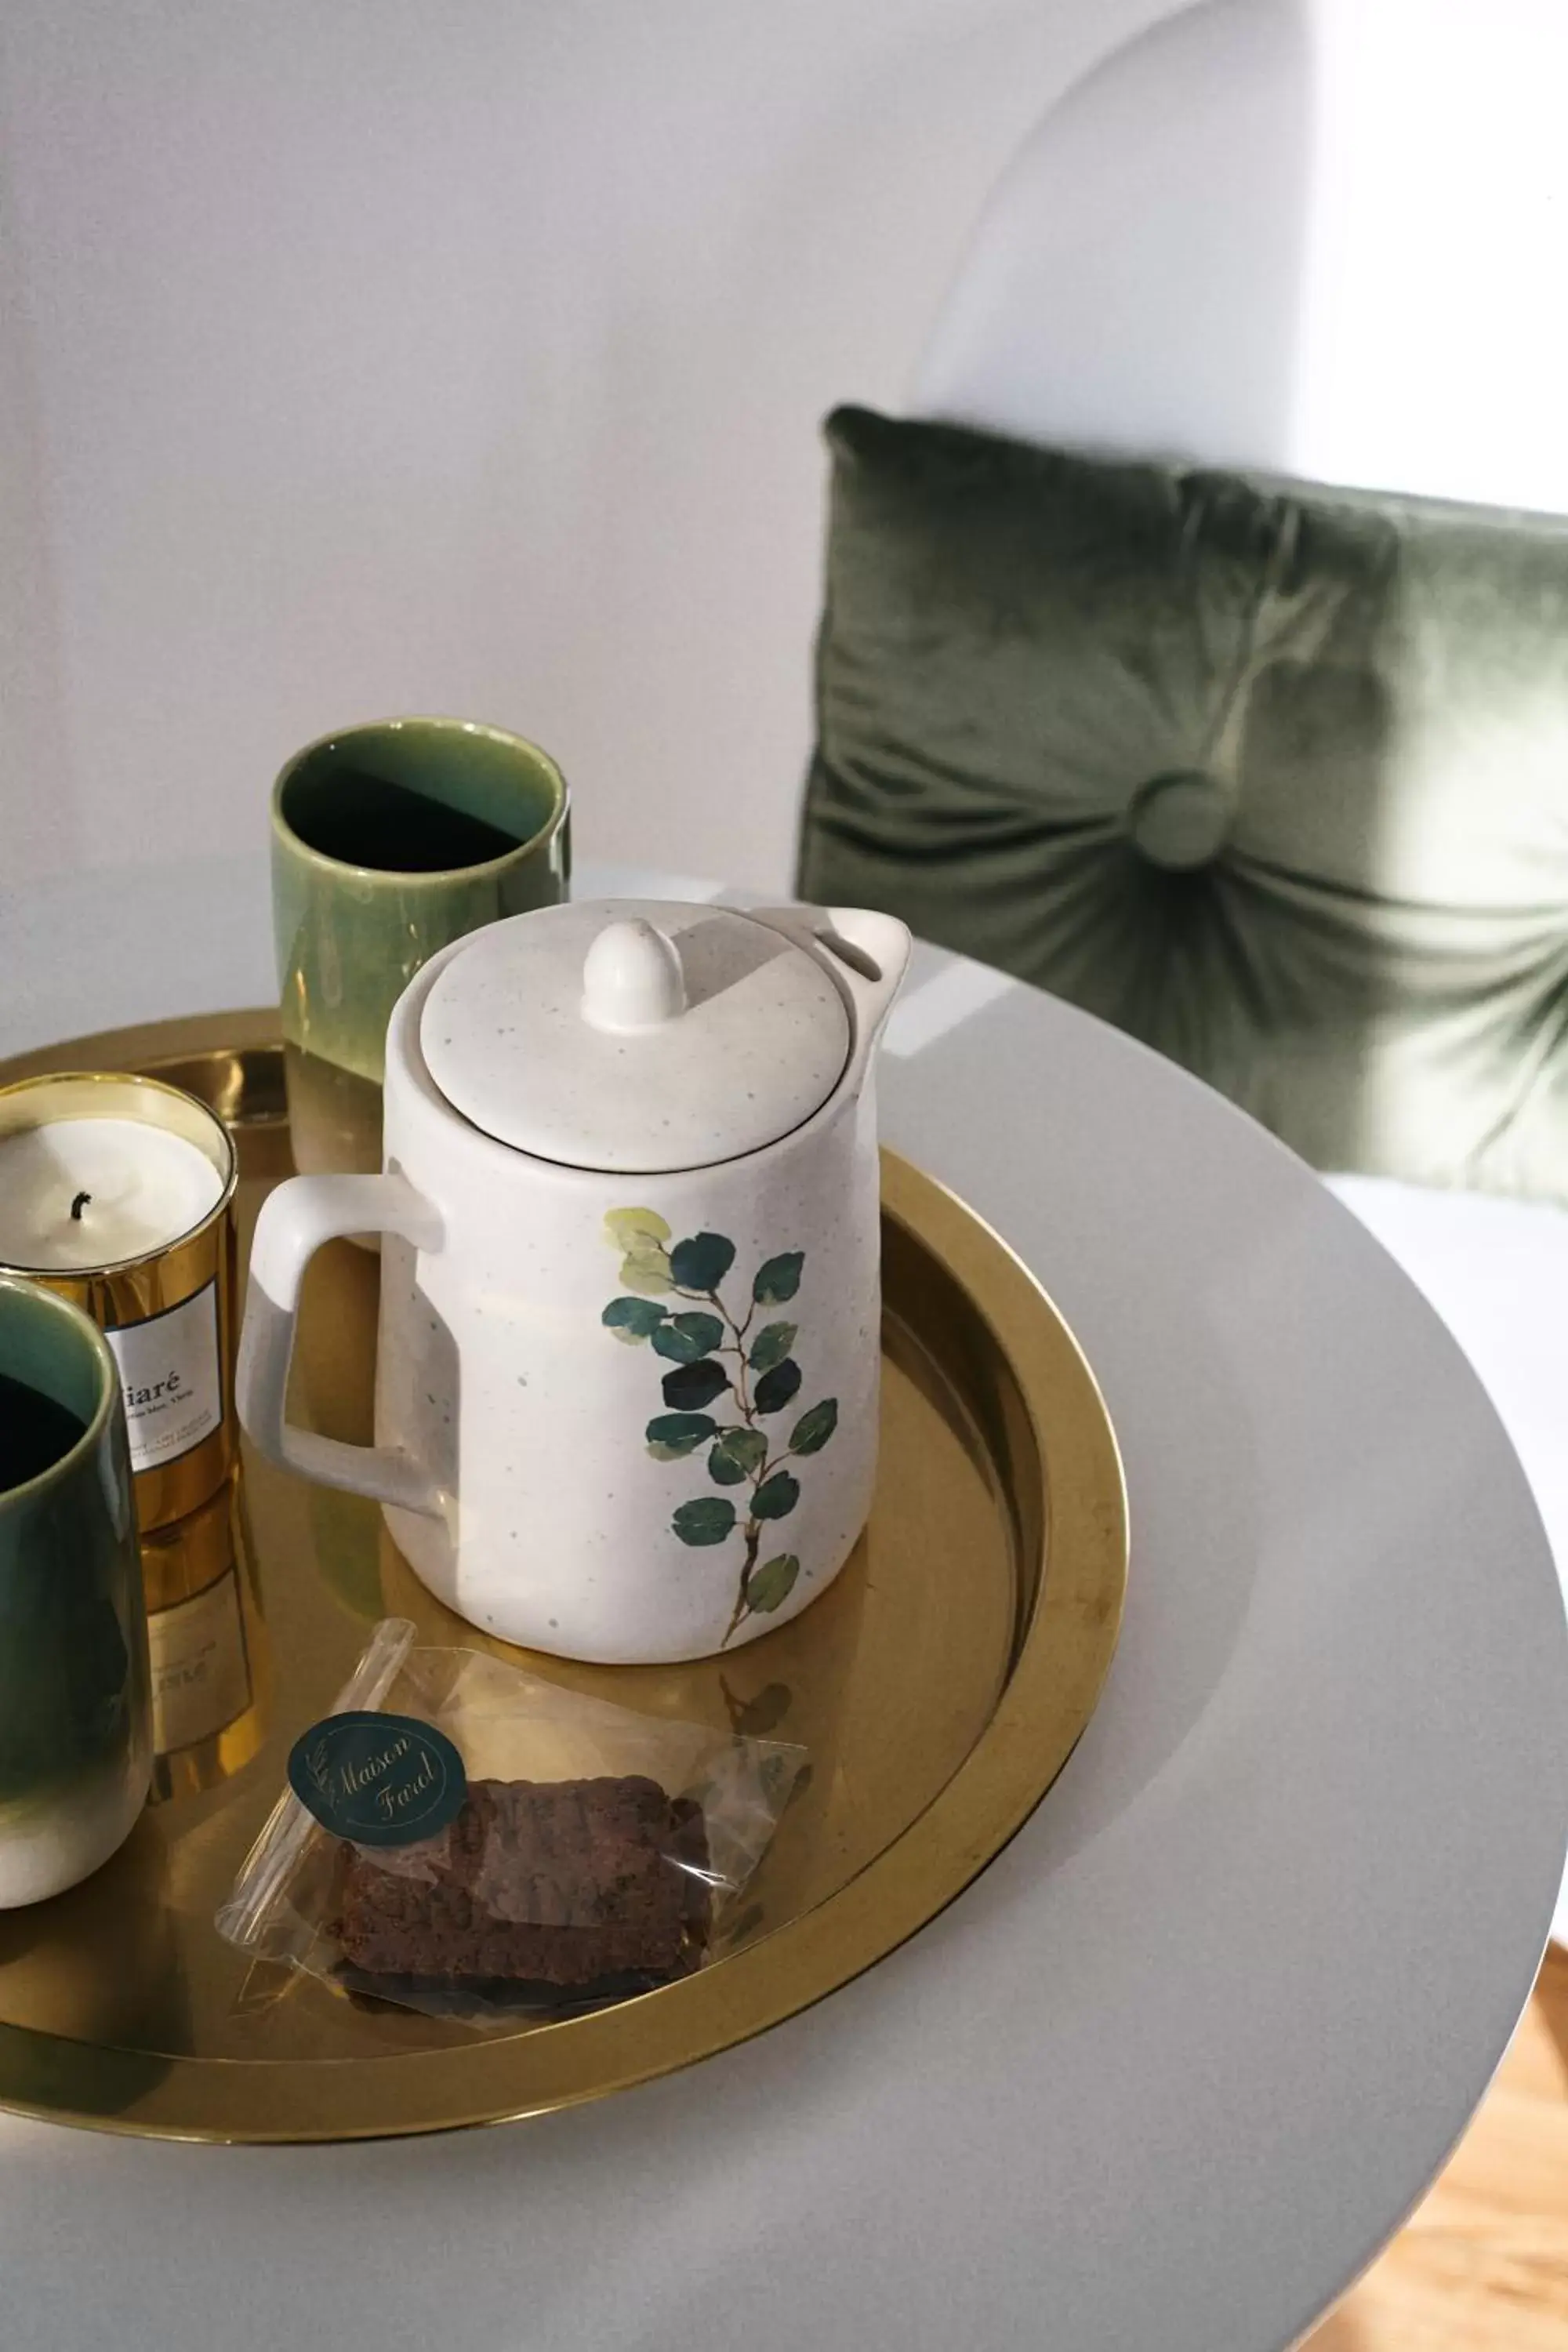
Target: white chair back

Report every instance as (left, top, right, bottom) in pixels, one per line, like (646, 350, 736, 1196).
(913, 0, 1568, 517)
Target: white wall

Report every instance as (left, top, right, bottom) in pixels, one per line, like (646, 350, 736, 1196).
(0, 0, 1169, 895)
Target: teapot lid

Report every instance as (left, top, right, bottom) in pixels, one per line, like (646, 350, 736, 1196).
(419, 899, 852, 1172)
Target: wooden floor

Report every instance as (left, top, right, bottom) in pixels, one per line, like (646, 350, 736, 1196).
(1303, 1944, 1568, 2350)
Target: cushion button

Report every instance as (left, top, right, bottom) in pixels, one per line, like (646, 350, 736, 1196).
(1128, 771, 1231, 870)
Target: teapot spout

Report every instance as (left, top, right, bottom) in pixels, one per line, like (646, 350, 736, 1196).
(818, 907, 912, 1045)
(746, 903, 911, 1064)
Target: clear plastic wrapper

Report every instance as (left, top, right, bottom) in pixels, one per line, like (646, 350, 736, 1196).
(217, 1618, 804, 2021)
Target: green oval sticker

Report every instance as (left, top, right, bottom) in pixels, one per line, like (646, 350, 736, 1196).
(286, 1711, 467, 1847)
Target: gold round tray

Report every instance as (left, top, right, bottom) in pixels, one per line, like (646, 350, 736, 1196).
(0, 1012, 1127, 2142)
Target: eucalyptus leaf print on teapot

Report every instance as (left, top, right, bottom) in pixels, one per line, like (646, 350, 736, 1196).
(602, 1213, 841, 1645)
(238, 898, 909, 1662)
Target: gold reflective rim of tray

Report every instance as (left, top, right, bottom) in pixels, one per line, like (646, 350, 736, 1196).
(0, 1010, 1128, 2143)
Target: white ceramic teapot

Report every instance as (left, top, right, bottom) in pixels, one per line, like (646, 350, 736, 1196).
(237, 899, 909, 1661)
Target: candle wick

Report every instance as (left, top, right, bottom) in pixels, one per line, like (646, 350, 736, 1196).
(70, 1192, 92, 1222)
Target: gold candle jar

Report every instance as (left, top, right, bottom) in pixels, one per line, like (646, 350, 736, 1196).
(140, 1469, 267, 1800)
(0, 1073, 238, 1530)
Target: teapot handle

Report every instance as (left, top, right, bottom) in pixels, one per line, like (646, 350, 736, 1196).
(235, 1173, 446, 1519)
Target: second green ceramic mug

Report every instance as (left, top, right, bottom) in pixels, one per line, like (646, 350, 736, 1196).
(0, 1275, 151, 1908)
(271, 716, 570, 1178)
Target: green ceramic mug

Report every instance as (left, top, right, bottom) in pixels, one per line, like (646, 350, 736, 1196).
(0, 1275, 152, 1908)
(271, 716, 571, 1178)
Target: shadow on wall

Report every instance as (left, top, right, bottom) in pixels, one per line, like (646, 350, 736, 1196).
(801, 0, 1568, 1207)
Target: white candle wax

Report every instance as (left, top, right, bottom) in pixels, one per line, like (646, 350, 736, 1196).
(0, 1117, 225, 1271)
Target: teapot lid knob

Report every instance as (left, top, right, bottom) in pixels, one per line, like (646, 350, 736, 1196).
(582, 917, 688, 1033)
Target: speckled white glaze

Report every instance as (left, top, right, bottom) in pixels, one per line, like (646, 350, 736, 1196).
(238, 902, 909, 1661)
(421, 900, 852, 1172)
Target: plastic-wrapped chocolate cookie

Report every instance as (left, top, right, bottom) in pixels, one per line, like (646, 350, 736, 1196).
(216, 1621, 803, 2024)
(331, 1776, 712, 2003)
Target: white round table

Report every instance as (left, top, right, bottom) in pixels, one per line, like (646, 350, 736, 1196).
(2, 858, 1566, 2352)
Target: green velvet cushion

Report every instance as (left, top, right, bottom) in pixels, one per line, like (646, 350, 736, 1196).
(798, 404, 1568, 1204)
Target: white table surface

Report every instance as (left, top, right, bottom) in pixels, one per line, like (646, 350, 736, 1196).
(2, 857, 1566, 2352)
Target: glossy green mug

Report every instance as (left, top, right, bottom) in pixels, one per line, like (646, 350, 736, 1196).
(0, 1275, 151, 1907)
(271, 716, 571, 1178)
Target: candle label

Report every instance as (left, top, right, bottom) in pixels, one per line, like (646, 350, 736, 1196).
(105, 1280, 223, 1475)
(148, 1564, 252, 1755)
